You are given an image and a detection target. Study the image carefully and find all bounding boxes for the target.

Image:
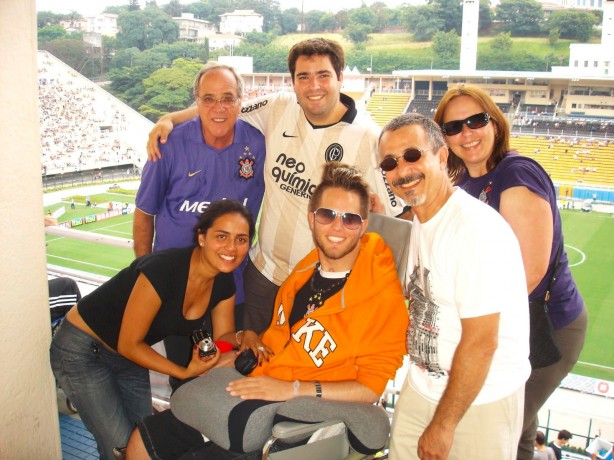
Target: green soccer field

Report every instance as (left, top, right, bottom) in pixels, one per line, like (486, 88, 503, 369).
(45, 195, 614, 381)
(45, 192, 136, 278)
(559, 209, 614, 381)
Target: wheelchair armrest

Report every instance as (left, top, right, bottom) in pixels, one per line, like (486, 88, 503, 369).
(274, 397, 390, 454)
(271, 419, 342, 440)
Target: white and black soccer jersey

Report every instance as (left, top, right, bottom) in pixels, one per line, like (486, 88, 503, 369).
(239, 92, 402, 285)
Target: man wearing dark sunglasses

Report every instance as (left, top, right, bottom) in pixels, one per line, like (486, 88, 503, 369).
(379, 114, 531, 460)
(124, 162, 408, 460)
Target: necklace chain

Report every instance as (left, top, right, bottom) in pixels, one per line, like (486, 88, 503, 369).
(306, 263, 350, 316)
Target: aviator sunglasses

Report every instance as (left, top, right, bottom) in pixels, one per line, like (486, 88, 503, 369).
(379, 147, 433, 172)
(313, 208, 364, 230)
(441, 112, 491, 137)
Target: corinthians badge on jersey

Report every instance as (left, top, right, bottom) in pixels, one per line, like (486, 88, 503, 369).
(324, 143, 343, 162)
(238, 146, 256, 180)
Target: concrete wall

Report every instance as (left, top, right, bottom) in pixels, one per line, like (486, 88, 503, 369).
(0, 0, 62, 457)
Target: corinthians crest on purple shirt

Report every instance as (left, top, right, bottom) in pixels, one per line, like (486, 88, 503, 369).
(238, 147, 255, 180)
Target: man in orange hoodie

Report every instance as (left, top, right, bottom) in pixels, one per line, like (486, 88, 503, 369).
(125, 162, 409, 460)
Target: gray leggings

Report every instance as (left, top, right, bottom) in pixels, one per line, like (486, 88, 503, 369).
(516, 307, 588, 460)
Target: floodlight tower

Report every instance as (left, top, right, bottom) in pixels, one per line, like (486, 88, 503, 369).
(459, 0, 480, 72)
(603, 0, 614, 50)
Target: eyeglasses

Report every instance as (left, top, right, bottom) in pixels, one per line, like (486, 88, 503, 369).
(441, 112, 491, 136)
(196, 96, 240, 109)
(313, 208, 364, 230)
(379, 148, 432, 172)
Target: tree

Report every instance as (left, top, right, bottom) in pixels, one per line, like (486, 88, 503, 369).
(489, 32, 513, 53)
(432, 30, 460, 62)
(478, 0, 493, 32)
(319, 13, 337, 32)
(548, 27, 560, 46)
(116, 8, 179, 51)
(38, 25, 66, 44)
(548, 10, 596, 42)
(139, 58, 204, 119)
(496, 0, 544, 36)
(39, 39, 100, 78)
(403, 5, 445, 41)
(110, 47, 142, 70)
(162, 0, 183, 18)
(334, 10, 350, 30)
(304, 10, 326, 33)
(234, 42, 287, 72)
(348, 7, 378, 33)
(37, 11, 65, 28)
(244, 32, 275, 46)
(344, 24, 371, 44)
(370, 2, 393, 31)
(435, 0, 463, 34)
(280, 8, 300, 34)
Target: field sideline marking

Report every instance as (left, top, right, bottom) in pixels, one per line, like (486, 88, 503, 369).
(577, 361, 614, 371)
(565, 244, 586, 267)
(47, 254, 120, 272)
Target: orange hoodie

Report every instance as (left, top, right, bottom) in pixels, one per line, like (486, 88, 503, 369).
(250, 232, 409, 396)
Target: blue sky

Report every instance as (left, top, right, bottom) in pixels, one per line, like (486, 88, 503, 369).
(37, 0, 419, 16)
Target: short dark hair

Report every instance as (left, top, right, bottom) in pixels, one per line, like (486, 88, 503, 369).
(193, 200, 255, 245)
(558, 430, 572, 440)
(380, 113, 447, 153)
(309, 162, 370, 218)
(288, 38, 344, 83)
(535, 431, 547, 446)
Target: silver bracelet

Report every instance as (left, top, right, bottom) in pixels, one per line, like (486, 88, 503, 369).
(235, 330, 244, 345)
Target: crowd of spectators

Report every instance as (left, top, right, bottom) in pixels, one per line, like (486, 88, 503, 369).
(38, 53, 138, 176)
(513, 116, 614, 137)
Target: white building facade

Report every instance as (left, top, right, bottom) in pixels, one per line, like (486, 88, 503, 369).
(219, 10, 263, 34)
(173, 13, 216, 44)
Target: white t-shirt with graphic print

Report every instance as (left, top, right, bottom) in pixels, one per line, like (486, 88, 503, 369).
(405, 188, 530, 405)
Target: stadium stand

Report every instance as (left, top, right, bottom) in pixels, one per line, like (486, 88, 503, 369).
(366, 92, 411, 127)
(513, 116, 614, 138)
(497, 102, 513, 114)
(510, 135, 614, 187)
(38, 51, 152, 177)
(404, 96, 442, 117)
(519, 103, 557, 115)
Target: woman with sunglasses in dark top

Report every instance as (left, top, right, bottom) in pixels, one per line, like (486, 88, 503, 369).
(433, 84, 587, 460)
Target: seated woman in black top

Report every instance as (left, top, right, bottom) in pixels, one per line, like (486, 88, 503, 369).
(50, 200, 255, 460)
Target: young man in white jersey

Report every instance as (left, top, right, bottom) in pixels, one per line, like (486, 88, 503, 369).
(146, 38, 404, 334)
(378, 113, 531, 459)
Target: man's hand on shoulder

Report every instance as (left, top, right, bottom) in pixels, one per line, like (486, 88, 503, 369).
(146, 117, 174, 162)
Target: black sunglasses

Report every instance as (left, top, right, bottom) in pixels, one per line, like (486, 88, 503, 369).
(313, 208, 364, 229)
(379, 147, 432, 172)
(441, 112, 491, 136)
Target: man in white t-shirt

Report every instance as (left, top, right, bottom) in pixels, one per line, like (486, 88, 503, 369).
(146, 38, 404, 333)
(378, 113, 530, 459)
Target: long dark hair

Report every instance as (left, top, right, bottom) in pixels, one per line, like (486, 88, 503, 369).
(193, 200, 255, 245)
